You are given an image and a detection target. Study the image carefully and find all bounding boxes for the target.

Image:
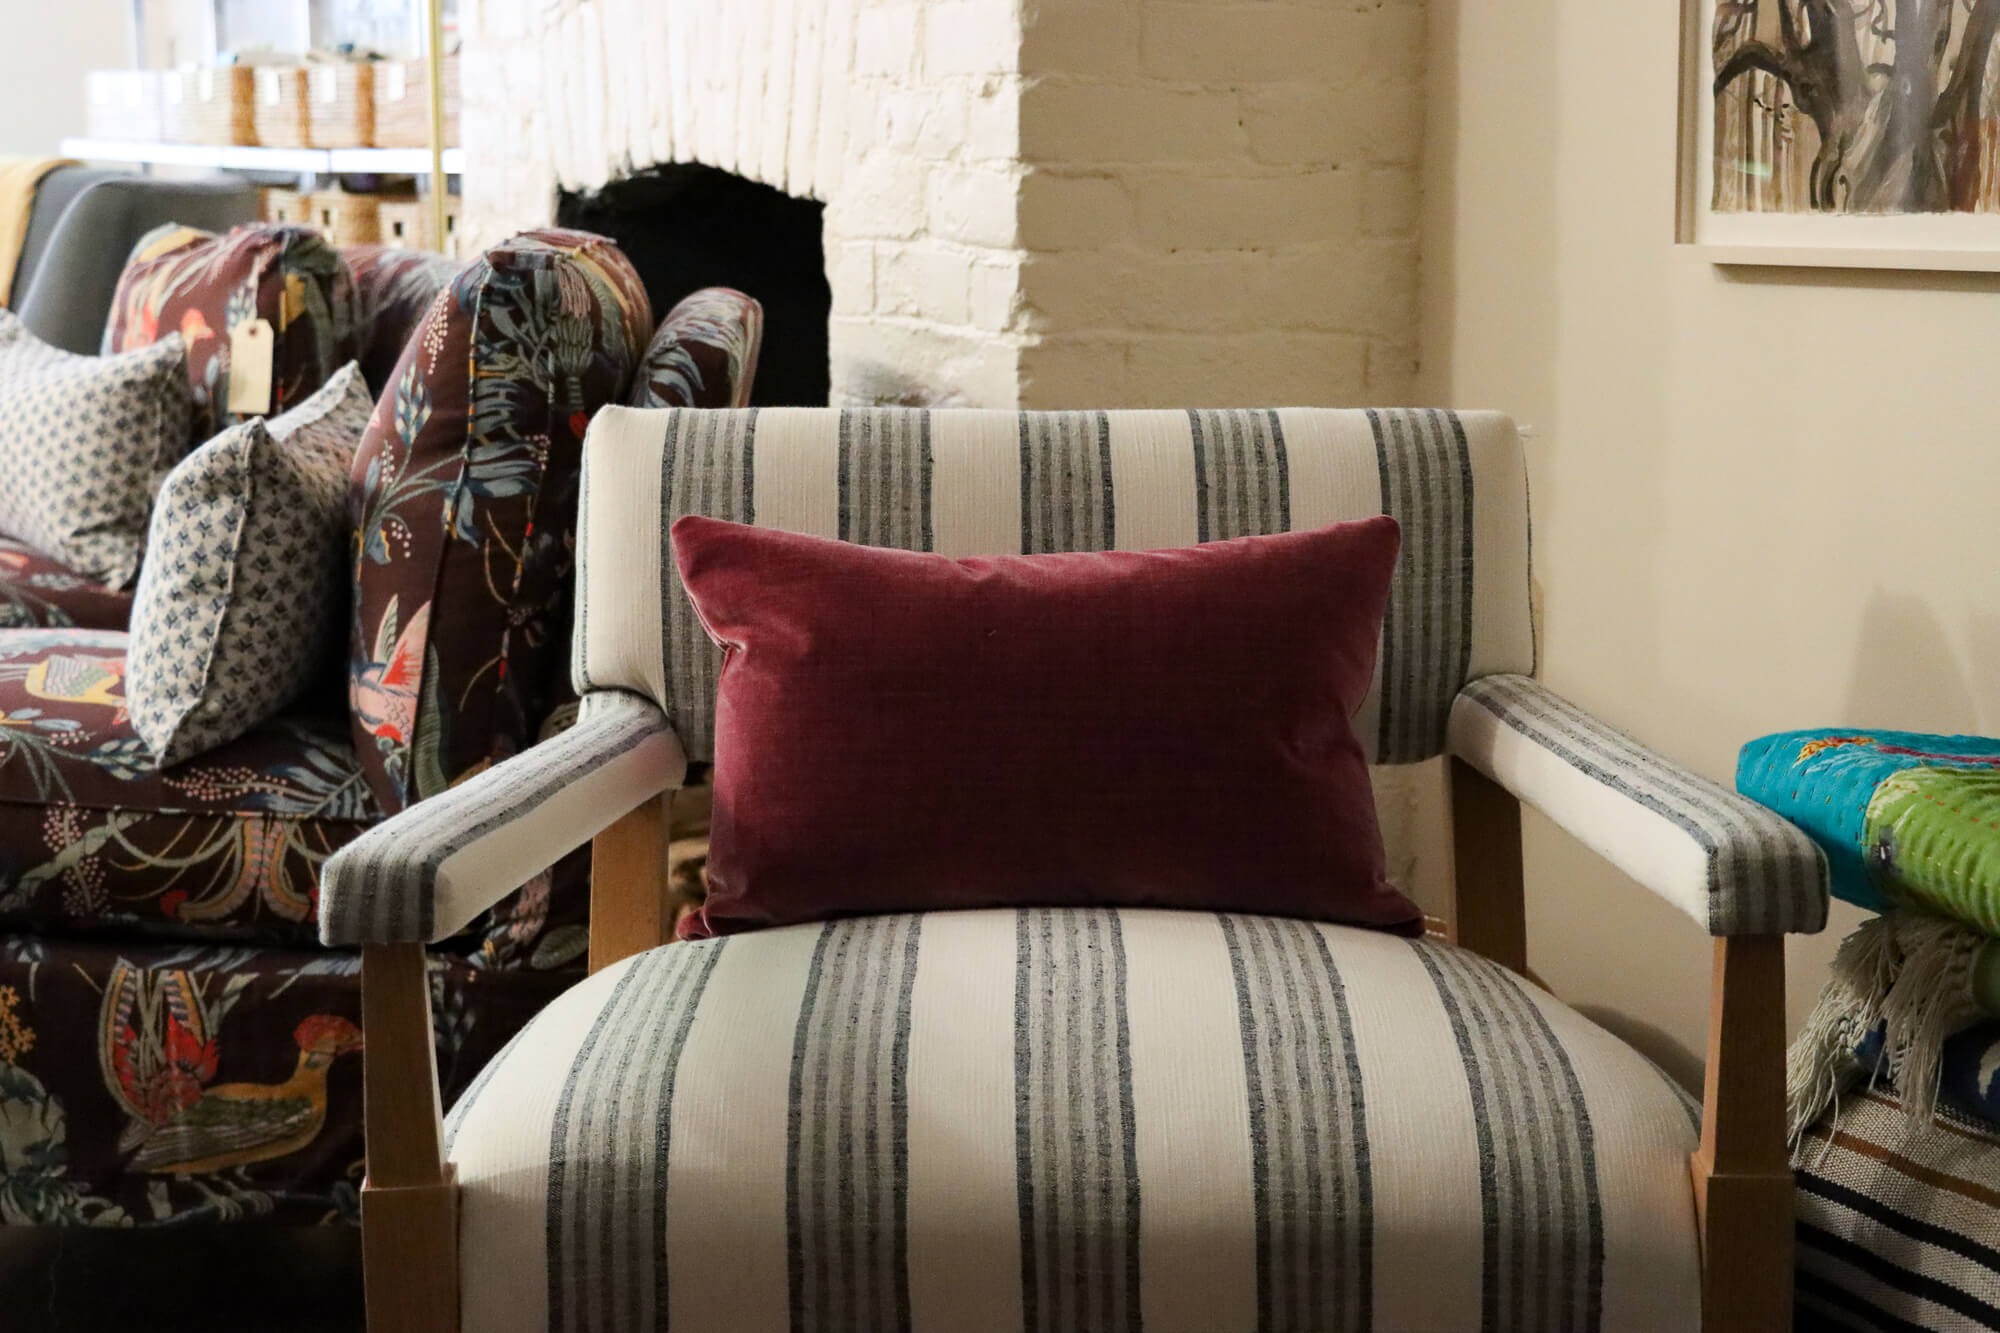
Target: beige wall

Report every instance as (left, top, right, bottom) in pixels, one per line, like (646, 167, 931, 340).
(0, 0, 130, 156)
(1420, 1, 2000, 1088)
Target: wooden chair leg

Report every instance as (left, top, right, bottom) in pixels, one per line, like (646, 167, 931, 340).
(1447, 756, 1529, 974)
(588, 790, 672, 975)
(1690, 935, 1793, 1333)
(362, 942, 459, 1333)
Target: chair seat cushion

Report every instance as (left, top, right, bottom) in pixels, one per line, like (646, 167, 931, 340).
(446, 908, 1701, 1332)
(0, 537, 133, 629)
(0, 628, 375, 943)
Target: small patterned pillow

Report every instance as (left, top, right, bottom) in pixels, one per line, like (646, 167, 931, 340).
(0, 310, 192, 587)
(127, 362, 374, 766)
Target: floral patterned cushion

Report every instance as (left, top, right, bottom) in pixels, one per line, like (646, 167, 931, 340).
(347, 228, 650, 816)
(629, 287, 763, 409)
(341, 244, 468, 396)
(127, 364, 374, 768)
(0, 538, 134, 631)
(345, 228, 647, 973)
(103, 223, 361, 443)
(0, 629, 375, 944)
(0, 930, 573, 1226)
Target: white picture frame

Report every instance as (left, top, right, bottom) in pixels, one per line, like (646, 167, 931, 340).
(1677, 0, 2000, 272)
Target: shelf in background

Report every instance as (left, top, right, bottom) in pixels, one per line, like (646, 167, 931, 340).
(59, 139, 465, 175)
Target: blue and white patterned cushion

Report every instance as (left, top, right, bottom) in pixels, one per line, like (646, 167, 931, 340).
(0, 310, 192, 588)
(126, 362, 373, 766)
(442, 908, 1703, 1332)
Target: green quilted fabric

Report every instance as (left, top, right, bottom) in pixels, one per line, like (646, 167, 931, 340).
(1867, 767, 2000, 937)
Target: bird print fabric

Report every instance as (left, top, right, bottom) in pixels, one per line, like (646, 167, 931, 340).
(101, 221, 359, 443)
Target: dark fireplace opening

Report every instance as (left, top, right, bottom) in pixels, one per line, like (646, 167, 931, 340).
(557, 163, 831, 407)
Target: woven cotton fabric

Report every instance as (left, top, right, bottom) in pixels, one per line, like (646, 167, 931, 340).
(126, 362, 373, 766)
(443, 909, 1702, 1333)
(573, 407, 1537, 767)
(1793, 1089, 2000, 1330)
(1453, 675, 1830, 937)
(318, 689, 682, 946)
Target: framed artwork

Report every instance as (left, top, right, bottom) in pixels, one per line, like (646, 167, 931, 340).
(1678, 0, 2000, 270)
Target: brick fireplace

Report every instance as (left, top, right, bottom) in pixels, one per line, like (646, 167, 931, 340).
(460, 0, 1426, 411)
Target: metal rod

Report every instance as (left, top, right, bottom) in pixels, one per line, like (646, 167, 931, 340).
(424, 0, 448, 254)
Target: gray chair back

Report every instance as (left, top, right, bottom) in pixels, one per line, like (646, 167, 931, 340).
(15, 173, 258, 353)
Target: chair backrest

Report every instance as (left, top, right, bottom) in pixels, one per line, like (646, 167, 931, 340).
(628, 287, 764, 410)
(345, 229, 653, 816)
(15, 172, 257, 354)
(101, 220, 358, 442)
(11, 166, 123, 311)
(574, 407, 1535, 765)
(339, 243, 468, 396)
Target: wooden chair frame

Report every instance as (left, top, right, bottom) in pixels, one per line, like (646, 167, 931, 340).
(358, 769, 1791, 1331)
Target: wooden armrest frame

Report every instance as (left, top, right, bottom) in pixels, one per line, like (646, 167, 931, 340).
(361, 766, 1786, 1331)
(1447, 757, 1791, 1332)
(360, 942, 458, 1333)
(358, 795, 675, 1330)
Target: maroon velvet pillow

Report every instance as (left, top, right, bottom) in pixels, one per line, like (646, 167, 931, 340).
(671, 514, 1422, 939)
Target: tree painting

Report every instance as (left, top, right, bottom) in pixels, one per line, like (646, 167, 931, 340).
(1712, 0, 2000, 213)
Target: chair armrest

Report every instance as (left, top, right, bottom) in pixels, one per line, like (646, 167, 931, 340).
(1449, 675, 1828, 937)
(318, 690, 685, 947)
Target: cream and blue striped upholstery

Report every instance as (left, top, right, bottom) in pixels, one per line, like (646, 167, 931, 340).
(444, 909, 1703, 1333)
(1451, 676, 1829, 936)
(571, 407, 1537, 767)
(319, 405, 1828, 946)
(320, 689, 682, 946)
(311, 404, 1843, 1333)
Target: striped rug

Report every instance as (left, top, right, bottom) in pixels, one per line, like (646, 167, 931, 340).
(1794, 1089, 2000, 1331)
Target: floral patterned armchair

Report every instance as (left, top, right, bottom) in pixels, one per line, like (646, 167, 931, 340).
(0, 227, 763, 1230)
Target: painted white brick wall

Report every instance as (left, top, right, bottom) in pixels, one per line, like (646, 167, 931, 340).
(459, 0, 1438, 895)
(1015, 0, 1428, 408)
(459, 0, 1029, 407)
(459, 0, 1426, 410)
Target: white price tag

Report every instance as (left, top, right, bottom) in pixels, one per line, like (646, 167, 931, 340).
(227, 319, 274, 416)
(384, 64, 407, 102)
(259, 69, 280, 106)
(313, 66, 338, 104)
(198, 68, 214, 101)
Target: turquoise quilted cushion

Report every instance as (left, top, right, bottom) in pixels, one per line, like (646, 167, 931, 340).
(1737, 729, 2000, 919)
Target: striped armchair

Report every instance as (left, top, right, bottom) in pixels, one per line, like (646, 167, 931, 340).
(321, 407, 1829, 1333)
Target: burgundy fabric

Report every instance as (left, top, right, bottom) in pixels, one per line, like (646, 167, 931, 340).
(672, 515, 1421, 939)
(339, 243, 467, 396)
